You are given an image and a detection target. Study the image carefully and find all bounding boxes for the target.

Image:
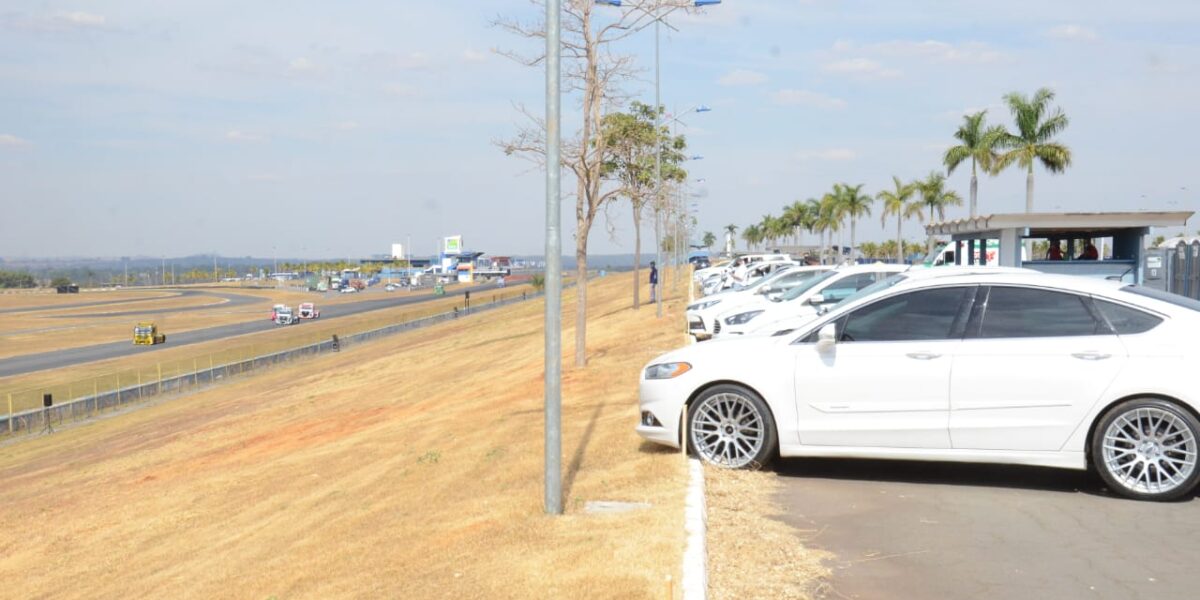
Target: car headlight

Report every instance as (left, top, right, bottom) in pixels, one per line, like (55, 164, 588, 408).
(644, 362, 692, 380)
(687, 299, 721, 311)
(724, 310, 764, 325)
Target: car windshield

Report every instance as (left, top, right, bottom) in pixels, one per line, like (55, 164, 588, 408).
(826, 273, 909, 311)
(779, 270, 839, 301)
(1121, 285, 1200, 312)
(733, 268, 791, 291)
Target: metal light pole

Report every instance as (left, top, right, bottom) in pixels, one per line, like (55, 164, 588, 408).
(544, 0, 563, 516)
(653, 4, 663, 318)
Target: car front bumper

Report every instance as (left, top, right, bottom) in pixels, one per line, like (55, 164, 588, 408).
(637, 377, 691, 450)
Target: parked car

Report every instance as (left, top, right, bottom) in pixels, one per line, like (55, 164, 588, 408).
(687, 266, 831, 339)
(638, 271, 1200, 501)
(711, 264, 906, 338)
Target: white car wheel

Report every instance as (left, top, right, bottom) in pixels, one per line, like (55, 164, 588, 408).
(688, 384, 777, 469)
(1092, 398, 1200, 501)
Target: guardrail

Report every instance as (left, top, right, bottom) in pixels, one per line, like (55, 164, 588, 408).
(1, 288, 543, 438)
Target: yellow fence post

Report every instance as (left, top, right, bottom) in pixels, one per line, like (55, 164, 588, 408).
(193, 357, 199, 386)
(157, 363, 163, 395)
(7, 393, 12, 434)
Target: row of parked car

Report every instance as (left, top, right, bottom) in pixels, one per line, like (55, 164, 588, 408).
(640, 254, 1200, 501)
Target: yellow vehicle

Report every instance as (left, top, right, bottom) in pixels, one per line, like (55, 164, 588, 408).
(133, 322, 166, 345)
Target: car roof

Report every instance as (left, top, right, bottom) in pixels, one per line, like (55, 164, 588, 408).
(829, 262, 908, 274)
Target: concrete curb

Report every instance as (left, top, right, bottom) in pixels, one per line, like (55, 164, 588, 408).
(683, 458, 708, 600)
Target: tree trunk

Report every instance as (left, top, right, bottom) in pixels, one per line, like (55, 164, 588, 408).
(632, 202, 641, 310)
(575, 215, 589, 368)
(850, 218, 857, 263)
(1025, 167, 1034, 213)
(970, 160, 979, 219)
(896, 215, 903, 264)
(927, 206, 935, 256)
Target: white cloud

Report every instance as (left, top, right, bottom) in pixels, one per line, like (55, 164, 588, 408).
(55, 11, 106, 28)
(225, 130, 266, 143)
(832, 40, 1005, 67)
(334, 121, 360, 131)
(822, 57, 902, 79)
(770, 89, 847, 110)
(796, 148, 857, 161)
(0, 133, 29, 146)
(717, 69, 768, 86)
(1047, 24, 1099, 42)
(361, 51, 431, 72)
(286, 57, 323, 75)
(462, 48, 489, 64)
(383, 83, 419, 98)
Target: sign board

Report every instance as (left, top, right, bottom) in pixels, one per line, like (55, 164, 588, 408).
(443, 236, 463, 254)
(391, 243, 405, 259)
(1147, 256, 1162, 269)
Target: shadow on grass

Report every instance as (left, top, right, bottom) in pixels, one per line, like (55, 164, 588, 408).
(563, 400, 606, 504)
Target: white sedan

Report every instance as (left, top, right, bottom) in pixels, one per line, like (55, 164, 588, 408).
(638, 271, 1200, 501)
(713, 264, 907, 338)
(687, 266, 830, 339)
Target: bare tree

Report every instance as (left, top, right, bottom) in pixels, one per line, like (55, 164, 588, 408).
(495, 0, 698, 367)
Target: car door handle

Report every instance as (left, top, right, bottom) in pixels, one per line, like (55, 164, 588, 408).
(1071, 351, 1111, 361)
(906, 352, 941, 360)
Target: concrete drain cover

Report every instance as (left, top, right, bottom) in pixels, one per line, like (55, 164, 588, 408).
(584, 500, 652, 515)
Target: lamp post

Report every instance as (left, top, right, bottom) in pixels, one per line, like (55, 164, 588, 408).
(545, 0, 564, 516)
(596, 0, 721, 317)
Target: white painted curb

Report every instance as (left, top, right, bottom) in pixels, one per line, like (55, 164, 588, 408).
(682, 458, 708, 600)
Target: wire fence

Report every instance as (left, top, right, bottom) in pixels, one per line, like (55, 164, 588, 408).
(1, 286, 542, 438)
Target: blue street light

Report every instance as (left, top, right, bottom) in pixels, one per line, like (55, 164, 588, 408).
(595, 0, 622, 5)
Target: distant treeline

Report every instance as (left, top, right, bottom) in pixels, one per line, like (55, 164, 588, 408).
(0, 270, 37, 288)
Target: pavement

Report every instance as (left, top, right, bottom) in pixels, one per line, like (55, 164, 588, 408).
(0, 282, 507, 377)
(773, 458, 1200, 600)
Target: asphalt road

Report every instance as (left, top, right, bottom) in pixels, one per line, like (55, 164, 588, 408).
(51, 290, 262, 318)
(0, 290, 190, 314)
(774, 458, 1200, 600)
(0, 283, 505, 377)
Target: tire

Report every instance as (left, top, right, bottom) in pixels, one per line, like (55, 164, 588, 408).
(687, 384, 777, 470)
(1091, 397, 1200, 501)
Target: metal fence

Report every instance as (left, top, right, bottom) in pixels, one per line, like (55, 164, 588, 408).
(1, 288, 543, 438)
(1150, 240, 1200, 300)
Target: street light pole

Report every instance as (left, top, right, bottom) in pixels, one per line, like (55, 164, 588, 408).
(653, 4, 663, 318)
(544, 0, 563, 516)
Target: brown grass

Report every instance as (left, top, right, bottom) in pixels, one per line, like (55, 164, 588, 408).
(706, 468, 831, 599)
(0, 285, 534, 413)
(0, 272, 692, 599)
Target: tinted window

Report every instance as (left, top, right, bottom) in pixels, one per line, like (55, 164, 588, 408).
(819, 272, 886, 304)
(978, 287, 1106, 338)
(1093, 299, 1162, 334)
(840, 287, 970, 342)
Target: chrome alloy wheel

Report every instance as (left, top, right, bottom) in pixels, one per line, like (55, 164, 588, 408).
(690, 392, 765, 468)
(1102, 406, 1198, 496)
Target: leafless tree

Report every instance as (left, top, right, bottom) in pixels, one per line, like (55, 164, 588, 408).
(495, 0, 699, 367)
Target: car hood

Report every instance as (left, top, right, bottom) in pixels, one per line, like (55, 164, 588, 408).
(644, 334, 789, 372)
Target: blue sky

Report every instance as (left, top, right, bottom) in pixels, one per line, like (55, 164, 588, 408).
(2, 1, 1198, 258)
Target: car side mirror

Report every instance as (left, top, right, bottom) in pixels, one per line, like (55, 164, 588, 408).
(817, 323, 837, 346)
(807, 293, 825, 305)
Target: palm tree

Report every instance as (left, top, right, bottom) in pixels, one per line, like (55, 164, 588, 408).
(995, 87, 1073, 213)
(702, 231, 716, 251)
(877, 176, 923, 263)
(765, 215, 790, 250)
(917, 171, 964, 255)
(802, 198, 822, 258)
(944, 110, 1004, 218)
(741, 224, 761, 251)
(724, 224, 738, 252)
(782, 200, 810, 247)
(816, 193, 843, 264)
(836, 183, 873, 261)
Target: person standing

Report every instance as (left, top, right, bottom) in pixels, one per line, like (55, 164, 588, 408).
(649, 261, 658, 302)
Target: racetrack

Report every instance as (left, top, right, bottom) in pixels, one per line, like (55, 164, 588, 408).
(0, 282, 505, 377)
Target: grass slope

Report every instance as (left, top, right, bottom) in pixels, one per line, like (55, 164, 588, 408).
(0, 272, 689, 599)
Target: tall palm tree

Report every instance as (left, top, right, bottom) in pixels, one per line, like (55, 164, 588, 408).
(917, 171, 964, 255)
(836, 183, 873, 261)
(724, 224, 738, 252)
(816, 193, 843, 264)
(877, 176, 923, 263)
(803, 198, 822, 258)
(766, 215, 790, 250)
(995, 87, 1073, 213)
(741, 224, 761, 251)
(944, 110, 1004, 218)
(782, 200, 810, 247)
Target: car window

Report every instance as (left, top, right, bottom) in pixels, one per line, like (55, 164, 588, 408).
(978, 286, 1107, 338)
(828, 273, 909, 312)
(840, 286, 971, 342)
(818, 272, 884, 304)
(780, 270, 838, 301)
(1093, 298, 1162, 334)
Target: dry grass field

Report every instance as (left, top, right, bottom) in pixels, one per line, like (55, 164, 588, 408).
(0, 289, 176, 310)
(0, 273, 693, 599)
